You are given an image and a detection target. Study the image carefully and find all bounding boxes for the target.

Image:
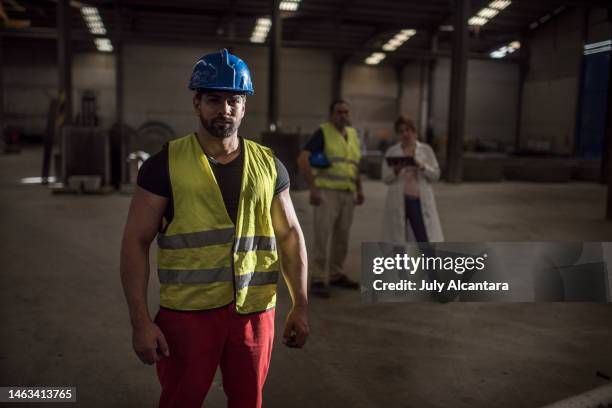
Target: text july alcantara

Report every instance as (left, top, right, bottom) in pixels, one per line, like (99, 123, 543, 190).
(371, 254, 510, 292)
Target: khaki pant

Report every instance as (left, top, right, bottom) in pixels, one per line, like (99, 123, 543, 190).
(311, 189, 355, 284)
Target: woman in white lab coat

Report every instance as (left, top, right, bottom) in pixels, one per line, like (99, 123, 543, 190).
(381, 117, 444, 243)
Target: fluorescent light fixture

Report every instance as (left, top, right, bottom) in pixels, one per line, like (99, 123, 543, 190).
(381, 28, 416, 53)
(95, 38, 113, 52)
(478, 8, 499, 19)
(279, 0, 300, 12)
(80, 6, 98, 15)
(251, 17, 272, 43)
(365, 52, 385, 65)
(468, 16, 488, 26)
(468, 1, 509, 28)
(279, 1, 299, 11)
(257, 18, 272, 26)
(539, 14, 551, 23)
(90, 27, 107, 35)
(84, 14, 101, 23)
(489, 0, 511, 10)
(81, 6, 112, 51)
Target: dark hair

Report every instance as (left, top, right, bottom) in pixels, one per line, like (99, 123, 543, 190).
(329, 99, 349, 114)
(394, 116, 417, 133)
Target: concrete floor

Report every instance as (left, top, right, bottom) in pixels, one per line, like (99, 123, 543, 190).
(1, 146, 612, 408)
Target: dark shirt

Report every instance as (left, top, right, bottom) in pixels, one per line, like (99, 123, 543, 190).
(303, 128, 324, 154)
(137, 138, 290, 225)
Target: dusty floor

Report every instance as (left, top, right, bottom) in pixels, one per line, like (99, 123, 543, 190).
(1, 146, 612, 407)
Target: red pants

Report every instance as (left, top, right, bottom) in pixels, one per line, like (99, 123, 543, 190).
(155, 304, 275, 408)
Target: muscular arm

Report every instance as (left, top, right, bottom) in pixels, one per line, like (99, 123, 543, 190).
(120, 186, 170, 364)
(271, 189, 309, 348)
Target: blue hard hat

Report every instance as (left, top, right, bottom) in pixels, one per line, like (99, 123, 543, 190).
(309, 151, 331, 169)
(188, 49, 254, 95)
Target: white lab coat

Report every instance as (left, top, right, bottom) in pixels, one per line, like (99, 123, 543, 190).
(381, 141, 444, 243)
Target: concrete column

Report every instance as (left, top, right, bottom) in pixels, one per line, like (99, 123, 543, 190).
(0, 35, 4, 142)
(418, 60, 430, 138)
(57, 0, 73, 125)
(605, 9, 612, 219)
(115, 1, 127, 185)
(267, 0, 281, 132)
(426, 33, 438, 146)
(331, 57, 344, 101)
(396, 65, 404, 117)
(515, 37, 529, 153)
(445, 0, 469, 183)
(115, 2, 124, 129)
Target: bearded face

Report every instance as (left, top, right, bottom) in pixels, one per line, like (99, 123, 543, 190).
(194, 92, 246, 139)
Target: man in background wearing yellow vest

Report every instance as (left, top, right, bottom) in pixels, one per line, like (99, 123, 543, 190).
(120, 49, 309, 408)
(298, 99, 364, 298)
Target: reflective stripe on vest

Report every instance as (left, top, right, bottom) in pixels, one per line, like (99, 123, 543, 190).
(157, 134, 279, 313)
(314, 122, 361, 191)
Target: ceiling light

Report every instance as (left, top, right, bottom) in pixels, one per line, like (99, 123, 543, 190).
(85, 15, 101, 23)
(478, 8, 499, 19)
(380, 29, 416, 54)
(468, 16, 488, 26)
(279, 1, 299, 11)
(95, 38, 113, 52)
(489, 0, 511, 10)
(81, 7, 98, 15)
(251, 17, 273, 43)
(257, 18, 272, 26)
(90, 27, 106, 35)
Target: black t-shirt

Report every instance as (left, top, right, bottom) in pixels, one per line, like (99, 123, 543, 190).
(137, 138, 290, 225)
(303, 128, 324, 154)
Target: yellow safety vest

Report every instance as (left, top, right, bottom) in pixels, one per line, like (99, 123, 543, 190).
(157, 133, 279, 314)
(313, 122, 361, 192)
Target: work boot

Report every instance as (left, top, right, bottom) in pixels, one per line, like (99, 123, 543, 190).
(330, 275, 360, 290)
(310, 282, 331, 298)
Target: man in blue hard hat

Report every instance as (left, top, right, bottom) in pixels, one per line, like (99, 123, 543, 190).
(298, 99, 364, 298)
(120, 49, 309, 408)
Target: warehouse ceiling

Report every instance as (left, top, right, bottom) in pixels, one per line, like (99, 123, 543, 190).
(2, 0, 609, 64)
